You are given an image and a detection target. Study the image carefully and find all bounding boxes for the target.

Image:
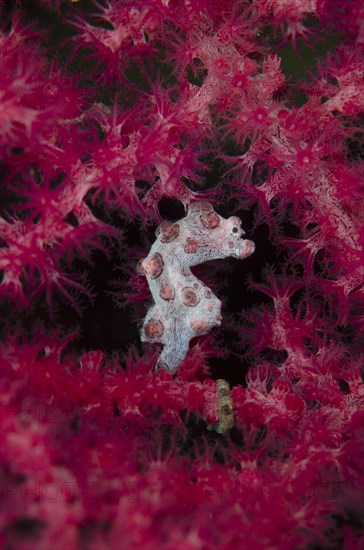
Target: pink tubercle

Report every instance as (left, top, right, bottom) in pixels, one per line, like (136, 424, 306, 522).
(160, 285, 175, 301)
(190, 319, 208, 334)
(239, 240, 255, 259)
(143, 252, 164, 279)
(182, 287, 200, 307)
(144, 318, 164, 339)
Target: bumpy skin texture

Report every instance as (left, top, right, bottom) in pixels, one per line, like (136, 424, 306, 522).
(139, 202, 255, 372)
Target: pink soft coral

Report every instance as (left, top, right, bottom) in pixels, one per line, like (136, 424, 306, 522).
(0, 1, 363, 549)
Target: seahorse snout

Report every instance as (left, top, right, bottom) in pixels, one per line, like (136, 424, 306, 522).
(238, 239, 255, 259)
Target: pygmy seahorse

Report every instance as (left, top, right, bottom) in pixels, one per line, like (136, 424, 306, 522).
(138, 202, 255, 373)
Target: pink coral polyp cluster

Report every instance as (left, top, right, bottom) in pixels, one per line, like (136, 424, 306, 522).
(0, 1, 363, 549)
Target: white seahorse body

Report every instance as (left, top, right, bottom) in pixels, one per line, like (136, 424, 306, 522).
(138, 202, 255, 373)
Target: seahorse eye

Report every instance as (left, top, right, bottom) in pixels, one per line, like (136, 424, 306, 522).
(232, 227, 239, 233)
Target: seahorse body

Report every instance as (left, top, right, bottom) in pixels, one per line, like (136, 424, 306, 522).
(138, 202, 255, 373)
